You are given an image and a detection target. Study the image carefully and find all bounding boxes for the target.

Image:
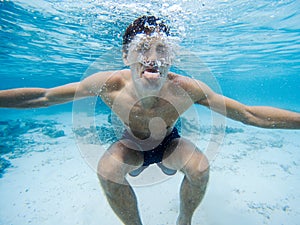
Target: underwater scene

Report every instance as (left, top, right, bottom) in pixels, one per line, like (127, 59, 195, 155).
(0, 0, 300, 225)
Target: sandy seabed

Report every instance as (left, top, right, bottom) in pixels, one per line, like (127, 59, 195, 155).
(0, 111, 299, 225)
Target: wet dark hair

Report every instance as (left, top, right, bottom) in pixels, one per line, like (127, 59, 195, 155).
(122, 15, 170, 53)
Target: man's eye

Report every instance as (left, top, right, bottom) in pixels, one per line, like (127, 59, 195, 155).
(136, 46, 144, 53)
(137, 44, 149, 53)
(143, 42, 150, 49)
(156, 45, 166, 53)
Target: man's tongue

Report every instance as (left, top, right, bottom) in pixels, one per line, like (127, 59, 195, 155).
(143, 70, 160, 79)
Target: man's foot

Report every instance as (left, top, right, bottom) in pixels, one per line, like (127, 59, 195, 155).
(128, 166, 148, 177)
(157, 162, 177, 175)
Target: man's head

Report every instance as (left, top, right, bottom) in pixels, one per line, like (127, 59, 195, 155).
(122, 16, 176, 98)
(123, 16, 174, 95)
(122, 15, 170, 54)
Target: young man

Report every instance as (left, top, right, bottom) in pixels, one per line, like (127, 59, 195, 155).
(0, 16, 300, 225)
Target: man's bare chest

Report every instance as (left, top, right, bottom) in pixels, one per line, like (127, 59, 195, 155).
(129, 100, 179, 128)
(112, 96, 191, 139)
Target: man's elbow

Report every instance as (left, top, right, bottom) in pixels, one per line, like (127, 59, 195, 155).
(237, 107, 261, 127)
(240, 107, 273, 128)
(16, 97, 51, 108)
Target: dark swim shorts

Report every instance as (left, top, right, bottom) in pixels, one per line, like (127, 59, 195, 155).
(141, 127, 180, 166)
(123, 127, 181, 177)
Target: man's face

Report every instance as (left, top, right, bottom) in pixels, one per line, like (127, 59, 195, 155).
(124, 33, 176, 96)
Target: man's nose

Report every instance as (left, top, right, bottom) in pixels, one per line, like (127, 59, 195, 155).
(144, 60, 157, 67)
(144, 50, 158, 66)
(147, 48, 158, 59)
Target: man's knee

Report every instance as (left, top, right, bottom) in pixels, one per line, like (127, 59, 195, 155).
(97, 152, 121, 182)
(183, 152, 210, 186)
(97, 141, 143, 184)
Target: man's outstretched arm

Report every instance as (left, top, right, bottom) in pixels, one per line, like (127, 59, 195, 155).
(204, 94, 300, 129)
(0, 71, 116, 109)
(192, 80, 300, 129)
(0, 82, 85, 108)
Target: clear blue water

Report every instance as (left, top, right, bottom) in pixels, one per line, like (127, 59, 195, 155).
(1, 0, 300, 110)
(0, 0, 300, 224)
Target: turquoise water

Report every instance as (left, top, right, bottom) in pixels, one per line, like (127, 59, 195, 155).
(0, 1, 300, 225)
(1, 0, 300, 109)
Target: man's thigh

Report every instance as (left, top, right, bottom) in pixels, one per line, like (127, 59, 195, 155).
(98, 141, 144, 181)
(162, 137, 209, 174)
(106, 140, 145, 164)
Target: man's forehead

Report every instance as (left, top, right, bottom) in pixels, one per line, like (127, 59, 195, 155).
(130, 33, 173, 48)
(137, 33, 167, 41)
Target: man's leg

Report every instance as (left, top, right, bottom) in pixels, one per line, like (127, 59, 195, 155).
(162, 138, 210, 225)
(97, 141, 144, 225)
(177, 166, 209, 225)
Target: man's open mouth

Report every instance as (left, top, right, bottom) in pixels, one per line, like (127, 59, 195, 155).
(142, 68, 160, 80)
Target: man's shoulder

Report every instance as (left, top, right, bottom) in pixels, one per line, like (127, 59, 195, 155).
(167, 72, 197, 86)
(81, 69, 131, 93)
(166, 72, 210, 102)
(89, 69, 130, 84)
(167, 72, 209, 94)
(92, 69, 129, 78)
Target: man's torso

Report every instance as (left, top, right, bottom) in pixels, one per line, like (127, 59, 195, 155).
(99, 70, 197, 140)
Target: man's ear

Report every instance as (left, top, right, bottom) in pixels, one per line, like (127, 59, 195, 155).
(123, 52, 130, 66)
